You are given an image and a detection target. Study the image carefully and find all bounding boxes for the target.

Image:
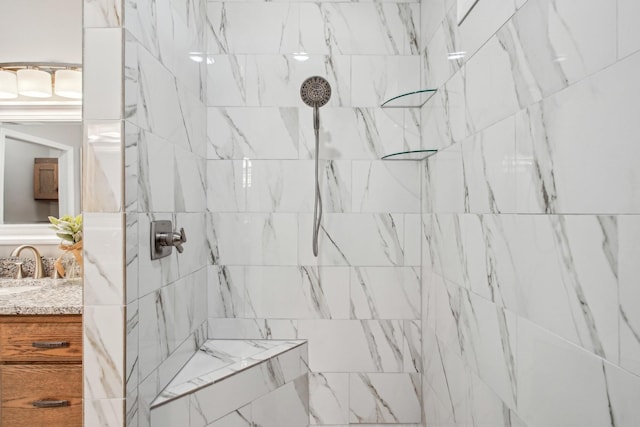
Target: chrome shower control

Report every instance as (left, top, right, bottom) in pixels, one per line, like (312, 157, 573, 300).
(150, 220, 187, 260)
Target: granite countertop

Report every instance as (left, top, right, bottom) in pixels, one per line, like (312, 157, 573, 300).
(0, 278, 82, 315)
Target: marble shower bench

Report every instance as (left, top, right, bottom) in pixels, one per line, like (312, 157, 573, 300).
(150, 339, 309, 427)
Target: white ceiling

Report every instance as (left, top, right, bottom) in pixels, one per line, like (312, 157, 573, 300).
(0, 0, 81, 64)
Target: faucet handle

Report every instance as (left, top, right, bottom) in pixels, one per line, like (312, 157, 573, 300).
(173, 228, 187, 253)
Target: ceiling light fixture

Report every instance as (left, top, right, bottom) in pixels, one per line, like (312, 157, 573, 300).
(0, 63, 82, 100)
(0, 70, 18, 99)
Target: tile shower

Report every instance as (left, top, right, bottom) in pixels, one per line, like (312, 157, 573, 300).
(81, 0, 640, 427)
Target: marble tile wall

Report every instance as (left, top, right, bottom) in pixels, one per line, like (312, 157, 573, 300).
(123, 0, 210, 426)
(420, 0, 640, 426)
(206, 0, 423, 425)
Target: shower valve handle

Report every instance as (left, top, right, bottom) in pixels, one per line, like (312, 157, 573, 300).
(156, 227, 187, 253)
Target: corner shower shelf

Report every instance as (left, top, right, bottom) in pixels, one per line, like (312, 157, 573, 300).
(380, 89, 439, 160)
(381, 149, 438, 161)
(380, 88, 437, 108)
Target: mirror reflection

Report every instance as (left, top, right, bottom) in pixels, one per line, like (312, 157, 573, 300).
(0, 122, 81, 224)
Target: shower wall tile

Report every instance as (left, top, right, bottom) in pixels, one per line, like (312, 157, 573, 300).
(138, 130, 175, 213)
(619, 216, 640, 376)
(84, 305, 125, 399)
(618, 0, 640, 59)
(515, 50, 640, 214)
(207, 159, 351, 213)
(84, 28, 123, 120)
(246, 55, 351, 107)
(208, 317, 299, 340)
(84, 0, 122, 28)
(460, 116, 517, 214)
(206, 55, 248, 106)
(207, 213, 298, 265)
(174, 148, 207, 213)
(350, 267, 420, 320)
(298, 213, 407, 266)
(207, 107, 299, 160)
(351, 56, 421, 107)
(351, 161, 420, 213)
(516, 318, 613, 427)
(85, 399, 125, 427)
(83, 213, 125, 306)
(309, 373, 349, 425)
(84, 120, 124, 213)
(349, 373, 421, 424)
(298, 319, 406, 372)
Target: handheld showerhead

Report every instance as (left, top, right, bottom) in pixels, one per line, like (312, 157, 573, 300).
(300, 76, 331, 108)
(301, 76, 332, 258)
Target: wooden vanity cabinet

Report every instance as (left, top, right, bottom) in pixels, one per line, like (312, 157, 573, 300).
(0, 315, 82, 427)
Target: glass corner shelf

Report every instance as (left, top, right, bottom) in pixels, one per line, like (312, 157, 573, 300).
(380, 89, 437, 108)
(381, 149, 438, 161)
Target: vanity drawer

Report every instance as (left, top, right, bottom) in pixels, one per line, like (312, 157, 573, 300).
(0, 364, 82, 427)
(0, 316, 82, 362)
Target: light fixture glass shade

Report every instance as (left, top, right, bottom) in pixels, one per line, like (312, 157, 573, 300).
(0, 70, 18, 99)
(54, 69, 82, 99)
(17, 69, 52, 98)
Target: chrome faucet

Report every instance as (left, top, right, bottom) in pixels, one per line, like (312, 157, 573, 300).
(10, 245, 45, 279)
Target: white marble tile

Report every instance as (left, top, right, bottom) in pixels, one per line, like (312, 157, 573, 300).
(85, 398, 125, 427)
(174, 149, 206, 213)
(138, 130, 175, 212)
(84, 0, 122, 27)
(84, 213, 125, 306)
(351, 161, 421, 213)
(350, 267, 420, 320)
(404, 214, 421, 267)
(84, 305, 125, 400)
(207, 55, 248, 106)
(461, 116, 517, 214)
(150, 397, 189, 427)
(84, 120, 123, 213)
(420, 0, 449, 47)
(251, 376, 309, 427)
(299, 107, 419, 161)
(207, 107, 299, 160)
(309, 373, 349, 425)
(245, 55, 351, 107)
(207, 213, 298, 265)
(403, 319, 422, 373)
(603, 360, 640, 426)
(240, 266, 350, 319)
(516, 318, 616, 427)
(199, 405, 252, 427)
(464, 36, 521, 135)
(500, 0, 617, 101)
(459, 292, 517, 407)
(124, 0, 160, 57)
(618, 0, 640, 59)
(208, 318, 299, 340)
(456, 0, 516, 61)
(124, 121, 139, 214)
(423, 12, 461, 89)
(619, 216, 640, 376)
(298, 213, 406, 266)
(351, 56, 421, 107)
(349, 373, 421, 424)
(424, 144, 465, 214)
(322, 3, 419, 55)
(515, 51, 640, 214)
(154, 0, 207, 101)
(496, 215, 619, 361)
(298, 320, 404, 372)
(85, 28, 123, 120)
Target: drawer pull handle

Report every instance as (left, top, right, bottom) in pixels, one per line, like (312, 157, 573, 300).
(32, 399, 70, 408)
(31, 341, 70, 349)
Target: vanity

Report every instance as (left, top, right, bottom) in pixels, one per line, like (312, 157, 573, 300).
(0, 278, 82, 427)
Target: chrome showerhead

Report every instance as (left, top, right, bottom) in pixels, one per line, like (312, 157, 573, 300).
(300, 76, 331, 108)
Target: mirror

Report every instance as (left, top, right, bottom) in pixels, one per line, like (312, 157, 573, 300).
(0, 0, 81, 245)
